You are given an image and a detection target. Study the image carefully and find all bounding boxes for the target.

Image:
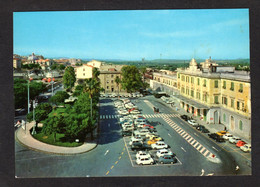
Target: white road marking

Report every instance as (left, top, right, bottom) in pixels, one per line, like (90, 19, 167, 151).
(207, 173, 214, 176)
(203, 150, 209, 157)
(197, 144, 202, 150)
(194, 133, 198, 136)
(168, 133, 172, 137)
(108, 124, 110, 127)
(201, 169, 205, 176)
(212, 146, 219, 152)
(104, 150, 110, 156)
(181, 147, 186, 152)
(200, 147, 206, 154)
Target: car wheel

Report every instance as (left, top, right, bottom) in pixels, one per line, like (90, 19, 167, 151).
(150, 162, 153, 165)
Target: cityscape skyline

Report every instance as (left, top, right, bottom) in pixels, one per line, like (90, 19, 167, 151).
(14, 9, 249, 60)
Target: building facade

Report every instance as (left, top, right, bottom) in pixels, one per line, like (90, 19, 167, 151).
(74, 60, 125, 93)
(150, 70, 179, 95)
(176, 58, 251, 139)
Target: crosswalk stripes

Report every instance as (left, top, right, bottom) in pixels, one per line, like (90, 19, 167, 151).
(162, 117, 215, 160)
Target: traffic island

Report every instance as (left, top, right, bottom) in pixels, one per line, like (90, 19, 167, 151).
(207, 154, 221, 164)
(15, 122, 98, 155)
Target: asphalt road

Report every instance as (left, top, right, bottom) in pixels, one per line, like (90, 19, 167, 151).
(15, 95, 251, 177)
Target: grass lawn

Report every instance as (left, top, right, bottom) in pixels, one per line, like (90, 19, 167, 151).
(32, 131, 83, 147)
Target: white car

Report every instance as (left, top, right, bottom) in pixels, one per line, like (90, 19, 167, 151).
(130, 110, 141, 114)
(129, 139, 143, 146)
(151, 141, 168, 149)
(135, 151, 151, 159)
(137, 122, 147, 128)
(122, 122, 133, 129)
(125, 103, 135, 109)
(223, 133, 233, 140)
(156, 149, 174, 158)
(118, 109, 129, 115)
(133, 129, 150, 136)
(229, 136, 241, 144)
(240, 144, 251, 153)
(136, 155, 154, 165)
(188, 119, 198, 126)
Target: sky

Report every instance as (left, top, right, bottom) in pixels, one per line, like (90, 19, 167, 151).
(13, 9, 249, 60)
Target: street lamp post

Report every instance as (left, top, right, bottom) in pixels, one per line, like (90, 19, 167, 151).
(31, 99, 38, 135)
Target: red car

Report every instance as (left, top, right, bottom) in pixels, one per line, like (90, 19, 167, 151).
(143, 124, 154, 129)
(128, 108, 137, 112)
(236, 140, 246, 147)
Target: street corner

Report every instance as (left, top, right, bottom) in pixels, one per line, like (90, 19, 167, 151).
(207, 154, 221, 164)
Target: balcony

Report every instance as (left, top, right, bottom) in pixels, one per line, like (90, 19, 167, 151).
(230, 87, 234, 91)
(222, 86, 226, 89)
(238, 89, 243, 93)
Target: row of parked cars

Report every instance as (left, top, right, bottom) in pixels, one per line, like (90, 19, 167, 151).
(116, 100, 178, 165)
(181, 115, 210, 133)
(101, 92, 143, 98)
(114, 98, 141, 115)
(180, 115, 251, 153)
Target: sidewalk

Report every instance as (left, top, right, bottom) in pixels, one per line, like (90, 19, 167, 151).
(15, 122, 98, 155)
(160, 98, 251, 144)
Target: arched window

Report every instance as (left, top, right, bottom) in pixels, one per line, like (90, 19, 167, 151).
(223, 113, 226, 122)
(239, 120, 243, 130)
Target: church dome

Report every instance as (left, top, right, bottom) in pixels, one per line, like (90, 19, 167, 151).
(28, 53, 38, 61)
(189, 58, 197, 66)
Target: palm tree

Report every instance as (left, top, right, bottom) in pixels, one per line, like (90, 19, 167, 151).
(115, 76, 121, 96)
(83, 78, 100, 140)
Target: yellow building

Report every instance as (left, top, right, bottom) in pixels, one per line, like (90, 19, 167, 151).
(176, 58, 251, 139)
(151, 70, 178, 95)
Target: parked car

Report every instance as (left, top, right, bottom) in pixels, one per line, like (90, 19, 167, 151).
(208, 133, 225, 142)
(133, 129, 150, 136)
(130, 110, 141, 114)
(217, 131, 228, 136)
(129, 139, 143, 146)
(188, 119, 198, 126)
(135, 151, 151, 159)
(147, 134, 163, 141)
(15, 108, 27, 116)
(131, 142, 151, 151)
(122, 130, 132, 137)
(134, 118, 147, 125)
(136, 155, 154, 165)
(229, 136, 241, 144)
(156, 149, 174, 158)
(118, 109, 129, 115)
(236, 140, 247, 147)
(151, 141, 168, 149)
(240, 144, 251, 153)
(180, 115, 189, 121)
(196, 125, 209, 133)
(158, 155, 177, 164)
(223, 133, 233, 140)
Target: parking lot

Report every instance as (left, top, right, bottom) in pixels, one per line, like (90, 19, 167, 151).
(123, 136, 182, 167)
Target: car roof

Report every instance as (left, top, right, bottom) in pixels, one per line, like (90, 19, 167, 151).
(158, 148, 168, 152)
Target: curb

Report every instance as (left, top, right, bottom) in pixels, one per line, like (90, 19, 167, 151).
(15, 127, 98, 156)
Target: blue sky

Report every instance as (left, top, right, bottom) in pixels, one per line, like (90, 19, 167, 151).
(13, 9, 249, 60)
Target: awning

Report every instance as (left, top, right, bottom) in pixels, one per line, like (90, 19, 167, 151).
(173, 95, 209, 109)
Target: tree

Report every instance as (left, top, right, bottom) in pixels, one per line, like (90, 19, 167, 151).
(115, 76, 121, 95)
(42, 114, 65, 142)
(49, 91, 69, 105)
(73, 84, 84, 96)
(14, 78, 46, 109)
(121, 65, 143, 93)
(63, 66, 76, 91)
(59, 64, 65, 71)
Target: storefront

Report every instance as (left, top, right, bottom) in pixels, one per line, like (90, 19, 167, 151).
(174, 95, 209, 121)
